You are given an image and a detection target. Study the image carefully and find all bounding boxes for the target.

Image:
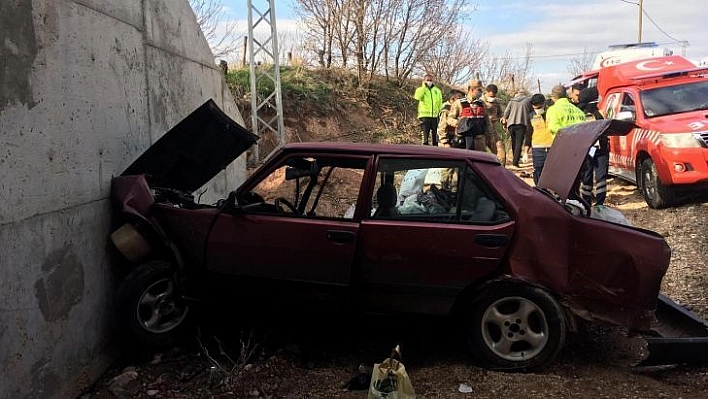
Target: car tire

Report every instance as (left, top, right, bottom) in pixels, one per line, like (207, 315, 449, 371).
(117, 260, 191, 347)
(465, 284, 566, 370)
(640, 158, 675, 209)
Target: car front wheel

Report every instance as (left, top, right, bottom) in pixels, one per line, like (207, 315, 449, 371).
(118, 261, 191, 347)
(466, 284, 566, 370)
(640, 158, 675, 209)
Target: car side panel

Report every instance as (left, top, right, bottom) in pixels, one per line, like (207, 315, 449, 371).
(354, 219, 515, 314)
(205, 213, 357, 285)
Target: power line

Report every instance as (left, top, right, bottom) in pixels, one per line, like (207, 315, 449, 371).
(641, 8, 684, 44)
(618, 0, 639, 4)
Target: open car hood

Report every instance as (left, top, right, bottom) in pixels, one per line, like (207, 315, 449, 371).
(121, 99, 259, 192)
(537, 119, 634, 202)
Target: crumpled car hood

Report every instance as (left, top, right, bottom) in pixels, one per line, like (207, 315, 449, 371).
(121, 99, 259, 193)
(538, 119, 635, 202)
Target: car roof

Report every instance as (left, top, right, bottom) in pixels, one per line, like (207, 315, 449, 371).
(280, 142, 501, 163)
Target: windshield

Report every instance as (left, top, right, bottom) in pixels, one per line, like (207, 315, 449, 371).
(640, 80, 708, 118)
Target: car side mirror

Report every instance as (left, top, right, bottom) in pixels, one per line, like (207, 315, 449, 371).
(219, 190, 239, 213)
(616, 110, 635, 121)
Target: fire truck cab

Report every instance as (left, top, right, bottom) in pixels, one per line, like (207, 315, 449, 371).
(595, 55, 708, 208)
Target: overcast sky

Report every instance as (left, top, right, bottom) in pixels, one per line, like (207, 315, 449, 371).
(221, 0, 707, 93)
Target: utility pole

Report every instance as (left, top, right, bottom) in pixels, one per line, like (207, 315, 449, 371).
(637, 0, 643, 43)
(247, 0, 284, 163)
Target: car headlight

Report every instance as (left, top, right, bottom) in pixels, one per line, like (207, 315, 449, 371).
(660, 133, 703, 148)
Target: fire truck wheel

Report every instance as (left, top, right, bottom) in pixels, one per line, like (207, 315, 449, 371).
(640, 158, 675, 209)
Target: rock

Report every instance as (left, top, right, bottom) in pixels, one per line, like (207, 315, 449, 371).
(108, 370, 140, 397)
(147, 389, 159, 396)
(243, 363, 254, 371)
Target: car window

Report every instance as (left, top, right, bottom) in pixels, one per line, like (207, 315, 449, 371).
(245, 155, 366, 219)
(641, 80, 708, 117)
(370, 158, 510, 225)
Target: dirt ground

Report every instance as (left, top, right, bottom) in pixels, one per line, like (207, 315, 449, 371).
(85, 162, 708, 399)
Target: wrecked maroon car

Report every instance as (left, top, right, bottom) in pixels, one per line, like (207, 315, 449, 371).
(111, 100, 671, 370)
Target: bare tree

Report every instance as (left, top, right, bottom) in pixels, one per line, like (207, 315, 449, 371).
(420, 26, 488, 86)
(189, 0, 240, 59)
(567, 47, 595, 77)
(294, 0, 336, 67)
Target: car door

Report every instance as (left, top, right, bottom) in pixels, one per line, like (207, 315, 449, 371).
(354, 157, 514, 313)
(605, 91, 636, 181)
(205, 154, 370, 286)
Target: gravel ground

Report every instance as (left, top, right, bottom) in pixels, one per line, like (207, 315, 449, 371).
(85, 171, 708, 399)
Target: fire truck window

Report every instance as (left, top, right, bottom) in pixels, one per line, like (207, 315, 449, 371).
(619, 93, 636, 120)
(604, 93, 620, 119)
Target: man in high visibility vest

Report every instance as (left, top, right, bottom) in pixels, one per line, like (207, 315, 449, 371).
(413, 74, 444, 146)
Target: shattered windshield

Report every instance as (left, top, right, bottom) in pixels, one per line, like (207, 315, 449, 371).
(641, 80, 708, 118)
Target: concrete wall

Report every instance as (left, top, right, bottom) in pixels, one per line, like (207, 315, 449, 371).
(0, 1, 248, 397)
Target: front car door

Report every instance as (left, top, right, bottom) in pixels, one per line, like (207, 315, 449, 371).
(205, 153, 370, 287)
(605, 91, 638, 181)
(355, 156, 515, 314)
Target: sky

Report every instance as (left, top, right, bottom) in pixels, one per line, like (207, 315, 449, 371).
(219, 0, 708, 93)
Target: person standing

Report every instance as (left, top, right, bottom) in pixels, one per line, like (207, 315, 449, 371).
(447, 79, 492, 151)
(437, 90, 464, 147)
(546, 84, 586, 135)
(482, 84, 507, 165)
(547, 84, 587, 199)
(576, 87, 609, 206)
(528, 94, 554, 184)
(502, 89, 532, 168)
(413, 74, 444, 146)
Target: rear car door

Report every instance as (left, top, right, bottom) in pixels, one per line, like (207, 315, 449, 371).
(205, 154, 370, 286)
(355, 157, 514, 313)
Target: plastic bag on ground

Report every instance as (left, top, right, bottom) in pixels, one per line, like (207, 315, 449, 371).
(367, 358, 416, 399)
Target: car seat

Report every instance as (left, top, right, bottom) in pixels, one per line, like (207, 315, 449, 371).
(374, 183, 399, 217)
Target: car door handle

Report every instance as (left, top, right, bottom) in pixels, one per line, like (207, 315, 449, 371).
(325, 230, 356, 244)
(475, 234, 509, 248)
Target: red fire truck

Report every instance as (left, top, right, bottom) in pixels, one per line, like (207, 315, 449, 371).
(594, 55, 708, 208)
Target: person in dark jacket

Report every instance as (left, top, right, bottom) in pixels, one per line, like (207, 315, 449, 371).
(502, 89, 532, 168)
(577, 87, 609, 206)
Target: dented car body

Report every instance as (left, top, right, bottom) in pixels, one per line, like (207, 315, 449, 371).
(112, 101, 672, 369)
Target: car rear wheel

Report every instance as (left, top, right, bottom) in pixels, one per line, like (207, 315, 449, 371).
(640, 158, 675, 209)
(118, 261, 191, 347)
(466, 284, 566, 370)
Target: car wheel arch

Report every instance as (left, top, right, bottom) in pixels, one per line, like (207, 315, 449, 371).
(117, 212, 188, 272)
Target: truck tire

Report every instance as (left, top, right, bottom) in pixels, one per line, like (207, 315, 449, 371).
(640, 158, 675, 209)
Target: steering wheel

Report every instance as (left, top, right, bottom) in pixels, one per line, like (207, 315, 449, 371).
(274, 197, 300, 215)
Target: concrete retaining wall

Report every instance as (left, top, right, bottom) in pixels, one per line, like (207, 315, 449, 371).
(0, 1, 247, 397)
